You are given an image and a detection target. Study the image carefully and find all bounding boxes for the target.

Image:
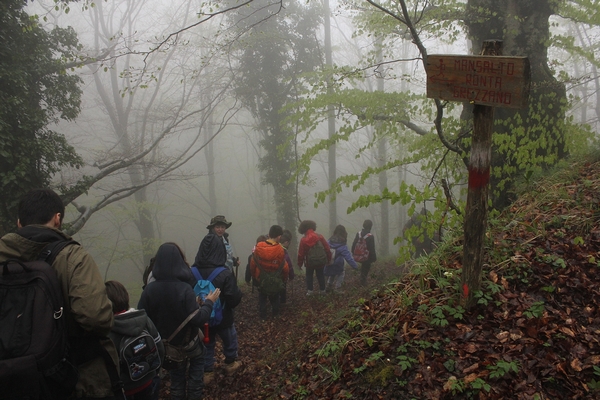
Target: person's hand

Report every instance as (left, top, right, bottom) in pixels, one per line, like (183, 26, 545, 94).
(205, 288, 221, 303)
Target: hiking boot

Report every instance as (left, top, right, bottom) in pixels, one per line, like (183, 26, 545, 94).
(223, 360, 242, 375)
(319, 290, 327, 295)
(203, 371, 214, 385)
(306, 290, 313, 296)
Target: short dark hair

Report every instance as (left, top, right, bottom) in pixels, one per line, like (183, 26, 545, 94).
(298, 220, 316, 234)
(268, 225, 283, 238)
(256, 234, 267, 244)
(105, 280, 130, 313)
(363, 219, 373, 230)
(281, 229, 292, 244)
(18, 189, 65, 227)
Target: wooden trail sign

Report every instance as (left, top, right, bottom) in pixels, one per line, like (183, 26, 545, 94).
(424, 41, 531, 307)
(425, 55, 530, 109)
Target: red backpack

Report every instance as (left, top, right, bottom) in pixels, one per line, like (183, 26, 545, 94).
(353, 232, 372, 262)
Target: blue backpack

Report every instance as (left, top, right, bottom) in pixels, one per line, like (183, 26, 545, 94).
(191, 266, 226, 327)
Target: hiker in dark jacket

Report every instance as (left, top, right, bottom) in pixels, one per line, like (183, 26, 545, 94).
(402, 207, 441, 258)
(351, 219, 377, 285)
(325, 225, 358, 293)
(192, 233, 243, 383)
(245, 234, 267, 287)
(105, 280, 165, 400)
(206, 215, 240, 273)
(138, 242, 219, 400)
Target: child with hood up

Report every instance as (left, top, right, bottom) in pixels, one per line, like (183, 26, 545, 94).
(138, 242, 220, 400)
(191, 233, 243, 383)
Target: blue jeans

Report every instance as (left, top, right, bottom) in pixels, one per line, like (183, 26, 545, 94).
(305, 266, 325, 291)
(204, 324, 239, 371)
(149, 375, 160, 400)
(326, 269, 345, 290)
(168, 355, 204, 400)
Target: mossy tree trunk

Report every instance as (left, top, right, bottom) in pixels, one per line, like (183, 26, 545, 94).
(465, 0, 567, 209)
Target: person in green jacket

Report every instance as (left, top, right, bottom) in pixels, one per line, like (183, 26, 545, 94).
(0, 188, 119, 399)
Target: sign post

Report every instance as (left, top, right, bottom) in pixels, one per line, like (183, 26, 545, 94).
(425, 40, 530, 307)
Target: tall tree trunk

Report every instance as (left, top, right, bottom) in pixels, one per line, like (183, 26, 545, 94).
(132, 186, 155, 266)
(376, 40, 389, 257)
(324, 0, 337, 236)
(205, 113, 217, 216)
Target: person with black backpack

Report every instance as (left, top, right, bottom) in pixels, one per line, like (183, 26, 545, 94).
(351, 219, 377, 286)
(297, 220, 332, 296)
(250, 225, 290, 319)
(105, 280, 165, 400)
(0, 188, 120, 399)
(191, 232, 243, 384)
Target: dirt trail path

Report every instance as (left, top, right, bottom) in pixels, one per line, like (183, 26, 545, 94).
(159, 263, 403, 399)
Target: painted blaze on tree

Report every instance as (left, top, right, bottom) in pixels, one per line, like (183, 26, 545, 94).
(425, 55, 530, 109)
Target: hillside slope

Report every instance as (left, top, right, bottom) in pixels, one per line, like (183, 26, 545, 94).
(162, 154, 600, 399)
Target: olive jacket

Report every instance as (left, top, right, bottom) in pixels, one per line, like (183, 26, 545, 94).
(0, 225, 119, 399)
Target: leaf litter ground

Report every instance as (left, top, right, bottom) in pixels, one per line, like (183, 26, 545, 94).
(160, 157, 600, 399)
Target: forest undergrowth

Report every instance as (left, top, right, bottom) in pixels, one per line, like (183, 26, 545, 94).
(160, 153, 600, 399)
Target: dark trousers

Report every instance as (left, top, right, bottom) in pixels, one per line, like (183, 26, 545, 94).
(360, 261, 372, 285)
(280, 282, 287, 303)
(126, 383, 153, 400)
(305, 266, 325, 291)
(259, 291, 280, 319)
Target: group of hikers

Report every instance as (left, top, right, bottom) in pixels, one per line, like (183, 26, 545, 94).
(0, 188, 377, 400)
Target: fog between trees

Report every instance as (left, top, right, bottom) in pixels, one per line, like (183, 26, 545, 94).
(17, 0, 600, 294)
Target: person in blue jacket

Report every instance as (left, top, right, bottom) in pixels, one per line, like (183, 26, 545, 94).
(324, 225, 358, 293)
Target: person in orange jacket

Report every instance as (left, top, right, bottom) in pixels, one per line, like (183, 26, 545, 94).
(250, 225, 290, 319)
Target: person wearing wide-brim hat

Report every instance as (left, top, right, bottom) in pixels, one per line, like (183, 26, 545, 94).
(206, 215, 232, 230)
(197, 215, 243, 383)
(206, 215, 239, 272)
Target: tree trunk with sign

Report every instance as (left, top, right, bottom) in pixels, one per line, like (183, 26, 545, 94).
(460, 40, 500, 307)
(465, 0, 567, 209)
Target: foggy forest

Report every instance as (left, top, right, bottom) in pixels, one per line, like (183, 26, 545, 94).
(3, 0, 598, 295)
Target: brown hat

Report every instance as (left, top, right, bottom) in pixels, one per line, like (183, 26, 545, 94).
(207, 215, 232, 229)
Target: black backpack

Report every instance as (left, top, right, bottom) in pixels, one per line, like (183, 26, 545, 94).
(111, 328, 161, 387)
(305, 240, 328, 268)
(0, 240, 79, 399)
